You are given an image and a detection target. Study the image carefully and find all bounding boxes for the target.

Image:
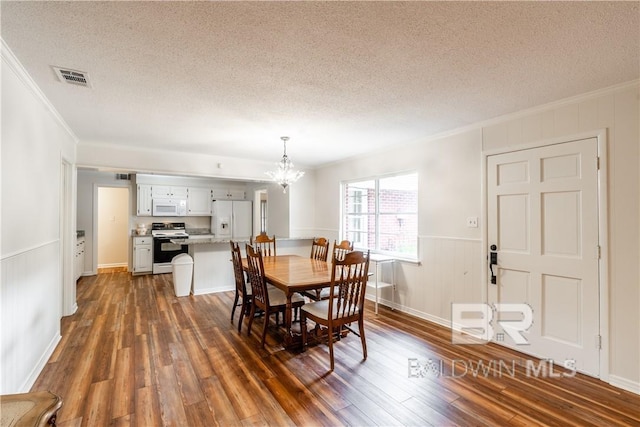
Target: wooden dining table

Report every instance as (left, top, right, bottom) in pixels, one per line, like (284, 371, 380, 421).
(242, 254, 332, 349)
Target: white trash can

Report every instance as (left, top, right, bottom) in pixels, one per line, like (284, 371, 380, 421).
(171, 253, 193, 297)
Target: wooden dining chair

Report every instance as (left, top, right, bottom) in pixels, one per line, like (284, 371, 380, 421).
(310, 237, 329, 262)
(332, 239, 354, 261)
(245, 244, 305, 347)
(250, 232, 276, 256)
(300, 250, 370, 372)
(302, 237, 331, 301)
(230, 240, 252, 333)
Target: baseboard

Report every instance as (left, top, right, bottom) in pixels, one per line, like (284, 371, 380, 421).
(20, 333, 61, 392)
(364, 295, 450, 328)
(97, 262, 128, 269)
(192, 286, 235, 296)
(609, 375, 640, 395)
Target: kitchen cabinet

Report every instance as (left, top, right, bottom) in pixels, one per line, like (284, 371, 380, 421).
(152, 185, 188, 199)
(133, 236, 153, 274)
(75, 236, 85, 280)
(212, 188, 245, 200)
(187, 187, 212, 216)
(137, 184, 153, 216)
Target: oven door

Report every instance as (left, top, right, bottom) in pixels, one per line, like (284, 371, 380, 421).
(153, 237, 188, 264)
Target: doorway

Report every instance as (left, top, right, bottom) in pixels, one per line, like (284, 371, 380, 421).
(254, 188, 268, 235)
(97, 187, 130, 271)
(485, 134, 608, 378)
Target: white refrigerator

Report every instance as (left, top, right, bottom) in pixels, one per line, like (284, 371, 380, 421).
(211, 200, 253, 240)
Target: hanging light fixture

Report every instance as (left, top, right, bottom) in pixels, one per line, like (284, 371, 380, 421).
(266, 136, 305, 193)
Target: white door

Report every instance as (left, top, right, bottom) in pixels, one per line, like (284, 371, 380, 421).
(487, 138, 600, 377)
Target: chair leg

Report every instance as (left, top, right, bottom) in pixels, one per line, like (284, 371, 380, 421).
(328, 325, 335, 372)
(231, 290, 239, 323)
(260, 310, 269, 348)
(237, 299, 246, 333)
(359, 317, 367, 360)
(247, 303, 256, 336)
(300, 312, 308, 352)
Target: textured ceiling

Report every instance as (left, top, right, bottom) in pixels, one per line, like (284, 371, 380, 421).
(1, 1, 639, 168)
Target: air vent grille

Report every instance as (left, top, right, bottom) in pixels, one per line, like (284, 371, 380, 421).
(52, 66, 91, 88)
(115, 173, 131, 181)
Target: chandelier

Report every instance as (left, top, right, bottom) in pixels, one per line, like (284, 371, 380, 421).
(266, 136, 305, 193)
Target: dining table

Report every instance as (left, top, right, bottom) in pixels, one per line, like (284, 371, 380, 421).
(242, 254, 332, 349)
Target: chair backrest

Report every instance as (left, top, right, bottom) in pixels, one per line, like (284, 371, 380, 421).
(245, 244, 268, 308)
(332, 240, 354, 261)
(310, 237, 329, 262)
(329, 250, 370, 320)
(230, 240, 248, 297)
(250, 232, 276, 256)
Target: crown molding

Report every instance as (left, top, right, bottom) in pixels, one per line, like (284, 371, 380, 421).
(319, 79, 639, 170)
(1, 38, 79, 143)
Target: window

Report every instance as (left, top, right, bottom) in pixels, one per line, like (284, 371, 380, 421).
(342, 172, 418, 259)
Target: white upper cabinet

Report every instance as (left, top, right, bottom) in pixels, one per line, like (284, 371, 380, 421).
(187, 187, 212, 216)
(137, 184, 153, 216)
(212, 188, 246, 200)
(152, 185, 188, 199)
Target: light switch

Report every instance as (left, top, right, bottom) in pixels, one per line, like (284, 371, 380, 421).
(466, 217, 478, 228)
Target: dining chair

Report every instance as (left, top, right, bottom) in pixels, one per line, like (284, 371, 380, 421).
(230, 240, 252, 333)
(245, 244, 305, 347)
(250, 232, 276, 256)
(303, 237, 331, 301)
(310, 237, 329, 262)
(300, 250, 370, 372)
(332, 240, 354, 261)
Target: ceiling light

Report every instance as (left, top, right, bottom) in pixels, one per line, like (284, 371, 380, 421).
(266, 136, 304, 193)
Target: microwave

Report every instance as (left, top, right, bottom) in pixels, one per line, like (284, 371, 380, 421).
(152, 199, 187, 216)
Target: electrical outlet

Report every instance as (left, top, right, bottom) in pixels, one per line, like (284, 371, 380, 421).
(466, 217, 478, 228)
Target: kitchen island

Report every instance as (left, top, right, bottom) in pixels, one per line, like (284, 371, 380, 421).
(173, 236, 314, 295)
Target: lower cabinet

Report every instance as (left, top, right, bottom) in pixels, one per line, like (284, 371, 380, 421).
(133, 236, 153, 274)
(75, 236, 85, 281)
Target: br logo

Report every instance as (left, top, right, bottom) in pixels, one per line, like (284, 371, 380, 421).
(451, 303, 533, 345)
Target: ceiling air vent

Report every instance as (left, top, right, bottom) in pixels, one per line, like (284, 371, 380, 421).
(115, 173, 131, 181)
(52, 66, 91, 88)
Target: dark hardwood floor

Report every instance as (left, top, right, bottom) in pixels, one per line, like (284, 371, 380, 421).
(32, 271, 640, 426)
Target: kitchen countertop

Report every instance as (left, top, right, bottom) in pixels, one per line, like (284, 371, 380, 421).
(172, 236, 314, 245)
(131, 228, 212, 237)
(186, 228, 212, 236)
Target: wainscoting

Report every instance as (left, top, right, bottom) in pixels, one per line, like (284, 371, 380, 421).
(1, 240, 61, 392)
(372, 236, 483, 328)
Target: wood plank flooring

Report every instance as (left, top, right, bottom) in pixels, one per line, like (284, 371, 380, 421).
(32, 271, 640, 426)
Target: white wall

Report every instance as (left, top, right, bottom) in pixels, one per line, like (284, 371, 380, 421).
(77, 142, 296, 183)
(315, 128, 484, 324)
(1, 41, 77, 393)
(289, 170, 317, 238)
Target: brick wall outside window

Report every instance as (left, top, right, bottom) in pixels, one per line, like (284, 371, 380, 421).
(342, 173, 418, 258)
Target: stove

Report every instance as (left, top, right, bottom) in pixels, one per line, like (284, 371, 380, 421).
(151, 222, 189, 237)
(151, 222, 189, 274)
